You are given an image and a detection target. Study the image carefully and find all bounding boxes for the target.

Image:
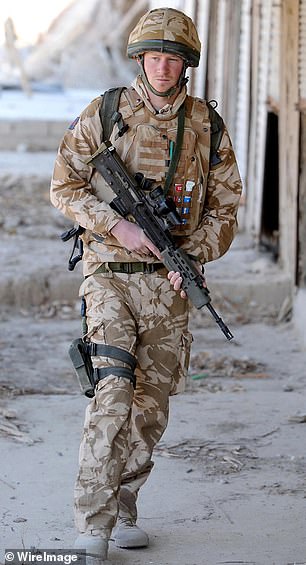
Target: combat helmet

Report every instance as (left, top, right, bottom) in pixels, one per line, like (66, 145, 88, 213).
(127, 7, 201, 96)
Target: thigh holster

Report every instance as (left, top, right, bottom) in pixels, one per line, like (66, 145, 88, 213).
(89, 343, 137, 389)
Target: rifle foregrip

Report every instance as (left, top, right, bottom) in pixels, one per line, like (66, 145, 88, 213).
(161, 248, 233, 339)
(182, 279, 211, 309)
(161, 248, 211, 309)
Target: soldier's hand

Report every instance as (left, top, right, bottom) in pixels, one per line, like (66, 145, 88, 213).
(167, 264, 206, 300)
(110, 219, 162, 259)
(167, 271, 187, 299)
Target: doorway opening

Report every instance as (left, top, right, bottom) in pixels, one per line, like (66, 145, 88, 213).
(260, 112, 279, 259)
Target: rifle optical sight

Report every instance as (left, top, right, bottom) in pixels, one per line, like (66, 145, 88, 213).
(149, 186, 182, 228)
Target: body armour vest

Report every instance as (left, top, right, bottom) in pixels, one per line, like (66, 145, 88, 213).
(92, 86, 212, 237)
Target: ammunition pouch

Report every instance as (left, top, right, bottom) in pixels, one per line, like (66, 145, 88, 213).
(69, 339, 136, 398)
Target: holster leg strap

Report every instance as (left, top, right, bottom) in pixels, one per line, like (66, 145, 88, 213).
(89, 343, 137, 389)
(93, 366, 136, 388)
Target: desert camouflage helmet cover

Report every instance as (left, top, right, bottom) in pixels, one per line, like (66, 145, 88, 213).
(127, 7, 201, 67)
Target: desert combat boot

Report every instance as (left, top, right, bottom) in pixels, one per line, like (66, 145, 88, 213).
(74, 534, 111, 565)
(113, 486, 149, 548)
(111, 516, 149, 548)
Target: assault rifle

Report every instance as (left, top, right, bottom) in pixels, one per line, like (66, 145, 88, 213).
(86, 140, 234, 340)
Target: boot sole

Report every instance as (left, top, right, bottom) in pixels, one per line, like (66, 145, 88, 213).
(113, 539, 149, 548)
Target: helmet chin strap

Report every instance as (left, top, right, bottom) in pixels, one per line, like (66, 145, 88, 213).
(139, 56, 189, 98)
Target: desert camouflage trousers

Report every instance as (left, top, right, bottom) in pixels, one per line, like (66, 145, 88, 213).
(74, 269, 192, 537)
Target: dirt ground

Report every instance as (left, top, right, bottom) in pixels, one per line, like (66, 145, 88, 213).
(1, 153, 306, 565)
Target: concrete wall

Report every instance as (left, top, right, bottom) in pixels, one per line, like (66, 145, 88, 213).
(293, 289, 306, 348)
(0, 120, 69, 151)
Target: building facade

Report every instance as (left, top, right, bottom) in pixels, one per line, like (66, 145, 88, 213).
(150, 0, 306, 331)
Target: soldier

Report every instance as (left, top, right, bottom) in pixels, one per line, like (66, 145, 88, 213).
(50, 7, 242, 565)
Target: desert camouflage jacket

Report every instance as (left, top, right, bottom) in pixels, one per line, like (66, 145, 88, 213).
(50, 76, 242, 276)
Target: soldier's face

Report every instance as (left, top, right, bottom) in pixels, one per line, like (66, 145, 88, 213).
(143, 51, 184, 94)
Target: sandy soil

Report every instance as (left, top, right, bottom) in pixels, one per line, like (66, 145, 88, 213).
(0, 155, 306, 565)
(1, 310, 306, 565)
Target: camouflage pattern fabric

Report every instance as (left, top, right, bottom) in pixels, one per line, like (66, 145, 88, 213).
(74, 271, 191, 535)
(127, 7, 201, 67)
(50, 76, 242, 276)
(50, 74, 242, 537)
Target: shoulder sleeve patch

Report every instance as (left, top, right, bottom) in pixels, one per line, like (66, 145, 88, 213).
(68, 116, 80, 130)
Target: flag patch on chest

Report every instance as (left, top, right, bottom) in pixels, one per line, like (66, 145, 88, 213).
(68, 117, 80, 130)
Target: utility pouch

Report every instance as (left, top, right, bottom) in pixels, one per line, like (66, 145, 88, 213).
(69, 338, 95, 398)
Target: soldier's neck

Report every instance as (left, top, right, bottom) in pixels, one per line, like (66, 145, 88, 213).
(148, 91, 179, 111)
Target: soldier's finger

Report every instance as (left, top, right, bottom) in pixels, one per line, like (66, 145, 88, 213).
(147, 242, 162, 260)
(167, 270, 180, 280)
(173, 276, 183, 291)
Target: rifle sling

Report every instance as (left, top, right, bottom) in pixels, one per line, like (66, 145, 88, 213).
(163, 102, 185, 196)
